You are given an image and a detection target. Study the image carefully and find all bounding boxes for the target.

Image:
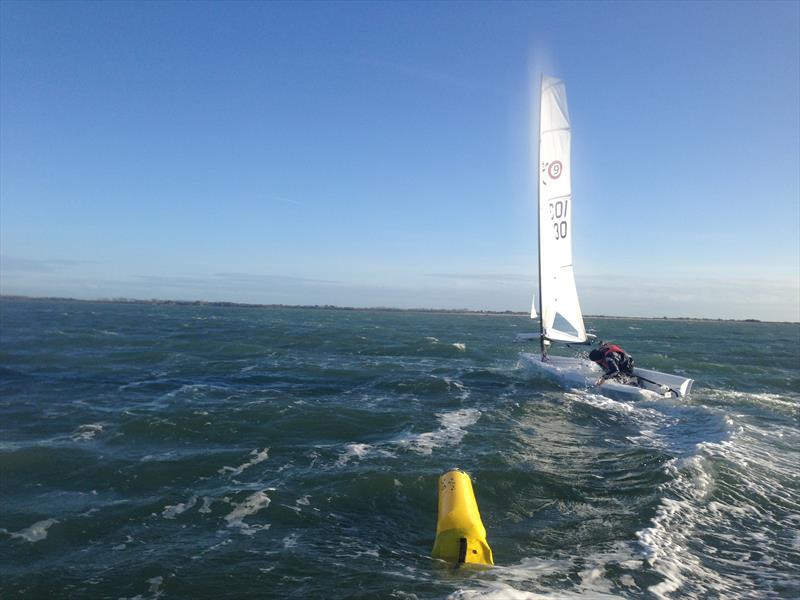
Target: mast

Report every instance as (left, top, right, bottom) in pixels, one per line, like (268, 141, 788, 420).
(537, 73, 545, 358)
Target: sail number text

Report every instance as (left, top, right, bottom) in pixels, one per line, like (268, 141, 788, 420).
(548, 199, 568, 240)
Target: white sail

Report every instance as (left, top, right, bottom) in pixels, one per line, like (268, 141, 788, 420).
(538, 76, 587, 344)
(519, 76, 693, 399)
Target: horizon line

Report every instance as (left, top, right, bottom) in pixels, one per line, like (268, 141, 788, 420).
(1, 294, 796, 325)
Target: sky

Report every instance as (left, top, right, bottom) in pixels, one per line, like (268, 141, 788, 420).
(1, 1, 798, 321)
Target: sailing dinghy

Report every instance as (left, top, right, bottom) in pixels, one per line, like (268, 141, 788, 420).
(517, 76, 693, 400)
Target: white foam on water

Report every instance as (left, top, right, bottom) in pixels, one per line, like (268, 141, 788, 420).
(447, 554, 628, 599)
(563, 384, 797, 598)
(334, 536, 381, 560)
(570, 388, 683, 449)
(120, 575, 164, 600)
(224, 490, 271, 535)
(162, 495, 197, 519)
(147, 577, 163, 599)
(636, 481, 737, 598)
(565, 391, 636, 414)
(452, 342, 466, 351)
(163, 383, 204, 398)
(192, 536, 233, 559)
(218, 447, 269, 476)
(281, 503, 301, 514)
(281, 494, 312, 513)
(569, 389, 713, 455)
(704, 388, 800, 414)
(633, 414, 800, 599)
(425, 336, 439, 343)
(596, 401, 721, 597)
(400, 408, 481, 455)
(0, 518, 58, 542)
(160, 383, 228, 402)
(140, 451, 178, 462)
(71, 423, 104, 441)
(112, 536, 134, 551)
(198, 496, 214, 514)
(443, 377, 471, 400)
(336, 442, 372, 466)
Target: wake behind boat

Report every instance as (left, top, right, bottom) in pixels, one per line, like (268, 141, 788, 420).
(517, 75, 693, 400)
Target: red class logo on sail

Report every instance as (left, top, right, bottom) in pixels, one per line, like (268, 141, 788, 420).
(548, 160, 563, 179)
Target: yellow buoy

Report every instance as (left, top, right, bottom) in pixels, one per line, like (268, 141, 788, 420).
(431, 469, 493, 566)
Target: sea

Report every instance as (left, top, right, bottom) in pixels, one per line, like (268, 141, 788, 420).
(1, 298, 798, 599)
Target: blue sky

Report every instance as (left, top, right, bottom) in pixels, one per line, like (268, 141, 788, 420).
(1, 1, 798, 321)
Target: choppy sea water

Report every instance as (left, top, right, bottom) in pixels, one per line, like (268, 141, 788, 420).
(1, 298, 798, 599)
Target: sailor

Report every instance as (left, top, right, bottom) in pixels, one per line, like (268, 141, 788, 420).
(589, 343, 635, 386)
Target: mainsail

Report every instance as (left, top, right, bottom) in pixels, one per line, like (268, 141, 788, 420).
(536, 76, 587, 344)
(519, 76, 693, 399)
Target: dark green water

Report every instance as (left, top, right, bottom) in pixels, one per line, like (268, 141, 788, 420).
(1, 299, 798, 599)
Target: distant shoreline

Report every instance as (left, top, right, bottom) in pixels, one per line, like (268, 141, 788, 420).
(2, 295, 796, 325)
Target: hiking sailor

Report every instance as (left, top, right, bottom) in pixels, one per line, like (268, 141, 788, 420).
(589, 343, 636, 386)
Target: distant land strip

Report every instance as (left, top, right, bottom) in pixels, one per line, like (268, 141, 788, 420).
(2, 295, 796, 324)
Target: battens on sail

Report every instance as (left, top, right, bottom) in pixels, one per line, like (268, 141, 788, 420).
(538, 76, 587, 344)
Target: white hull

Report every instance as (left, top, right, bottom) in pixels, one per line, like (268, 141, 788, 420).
(518, 352, 693, 400)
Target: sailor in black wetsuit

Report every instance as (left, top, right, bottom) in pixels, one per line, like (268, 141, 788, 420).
(589, 343, 635, 386)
